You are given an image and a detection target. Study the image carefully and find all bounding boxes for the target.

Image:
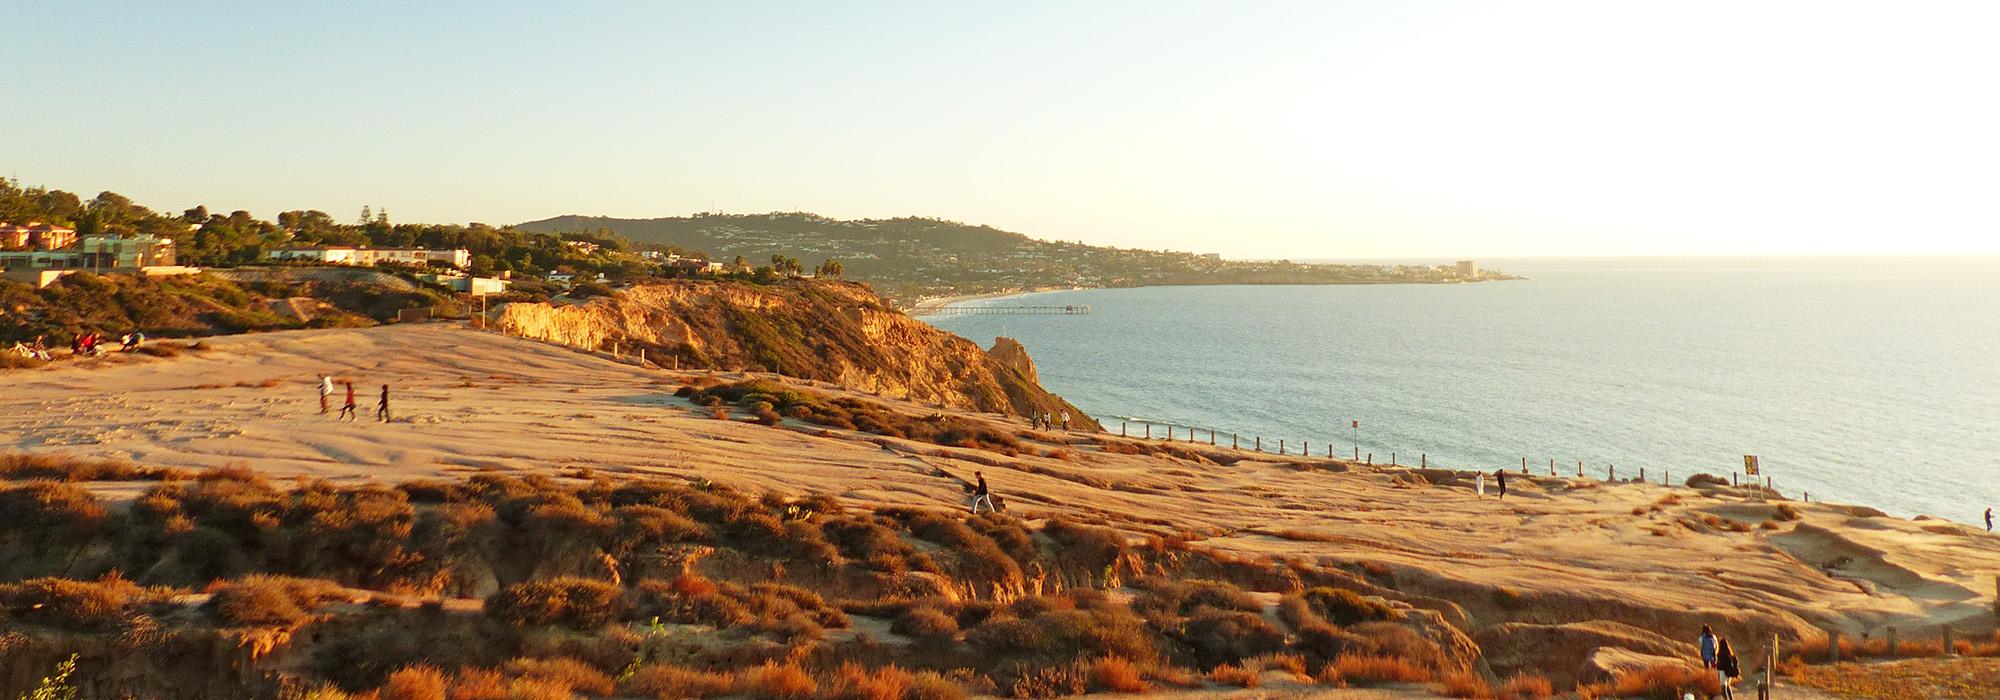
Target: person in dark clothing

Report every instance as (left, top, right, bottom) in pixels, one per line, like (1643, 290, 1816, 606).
(1987, 508, 1994, 532)
(1716, 637, 1740, 699)
(970, 470, 995, 514)
(376, 384, 391, 422)
(1495, 469, 1507, 499)
(338, 382, 358, 422)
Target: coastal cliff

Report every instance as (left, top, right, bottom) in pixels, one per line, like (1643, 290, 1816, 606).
(494, 279, 1097, 428)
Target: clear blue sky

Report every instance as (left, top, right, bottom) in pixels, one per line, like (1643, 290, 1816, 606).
(5, 1, 1996, 257)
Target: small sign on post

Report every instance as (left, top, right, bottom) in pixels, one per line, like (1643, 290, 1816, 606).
(1744, 455, 1761, 476)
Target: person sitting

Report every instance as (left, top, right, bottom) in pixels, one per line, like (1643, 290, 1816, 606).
(121, 331, 144, 352)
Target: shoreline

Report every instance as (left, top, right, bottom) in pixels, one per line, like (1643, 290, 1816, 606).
(905, 286, 1073, 316)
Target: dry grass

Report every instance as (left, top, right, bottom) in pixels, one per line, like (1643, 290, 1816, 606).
(1208, 663, 1260, 687)
(500, 657, 613, 696)
(1086, 656, 1151, 693)
(1788, 657, 2000, 700)
(618, 664, 735, 699)
(1497, 672, 1554, 700)
(823, 663, 915, 700)
(1326, 654, 1431, 685)
(1438, 669, 1492, 698)
(738, 660, 818, 699)
(378, 665, 448, 700)
(1603, 663, 1719, 700)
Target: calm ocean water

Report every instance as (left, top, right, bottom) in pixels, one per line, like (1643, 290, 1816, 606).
(924, 257, 2000, 521)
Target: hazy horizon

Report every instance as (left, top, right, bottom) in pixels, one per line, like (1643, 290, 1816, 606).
(6, 1, 1997, 258)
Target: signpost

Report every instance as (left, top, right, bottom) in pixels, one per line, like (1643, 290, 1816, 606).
(1743, 455, 1760, 477)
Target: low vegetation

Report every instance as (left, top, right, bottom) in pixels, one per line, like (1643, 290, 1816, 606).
(0, 456, 1504, 698)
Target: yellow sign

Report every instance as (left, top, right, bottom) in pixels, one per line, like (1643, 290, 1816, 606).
(1743, 455, 1760, 476)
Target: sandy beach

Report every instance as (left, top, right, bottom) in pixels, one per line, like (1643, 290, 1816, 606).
(906, 287, 1074, 315)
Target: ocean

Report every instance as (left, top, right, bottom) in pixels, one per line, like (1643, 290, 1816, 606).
(921, 257, 2000, 522)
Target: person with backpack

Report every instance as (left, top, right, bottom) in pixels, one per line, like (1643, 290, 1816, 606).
(970, 471, 995, 514)
(1716, 637, 1740, 699)
(338, 381, 358, 422)
(1699, 625, 1718, 669)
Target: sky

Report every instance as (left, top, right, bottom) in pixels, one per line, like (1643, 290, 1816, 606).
(4, 1, 1997, 258)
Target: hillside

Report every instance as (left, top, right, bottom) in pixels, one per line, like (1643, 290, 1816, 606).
(492, 278, 1096, 428)
(0, 323, 1994, 698)
(518, 213, 1511, 304)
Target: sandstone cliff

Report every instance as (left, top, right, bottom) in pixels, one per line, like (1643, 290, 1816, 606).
(494, 279, 1097, 428)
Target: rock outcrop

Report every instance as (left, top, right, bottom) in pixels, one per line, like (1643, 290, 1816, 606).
(494, 279, 1096, 427)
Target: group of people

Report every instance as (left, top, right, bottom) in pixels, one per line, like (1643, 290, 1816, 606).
(319, 375, 391, 423)
(1031, 410, 1070, 431)
(1473, 469, 1509, 499)
(65, 331, 143, 357)
(1699, 625, 1744, 699)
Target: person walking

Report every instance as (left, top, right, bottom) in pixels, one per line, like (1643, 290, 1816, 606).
(970, 471, 995, 515)
(319, 375, 334, 415)
(1987, 507, 1994, 532)
(1716, 637, 1740, 699)
(1060, 410, 1070, 431)
(1475, 471, 1486, 497)
(1698, 625, 1718, 670)
(375, 384, 391, 423)
(1496, 469, 1508, 500)
(338, 381, 358, 422)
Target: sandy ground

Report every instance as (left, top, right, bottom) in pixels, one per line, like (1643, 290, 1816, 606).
(4, 323, 1997, 654)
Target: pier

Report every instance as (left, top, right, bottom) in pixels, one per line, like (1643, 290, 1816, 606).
(928, 304, 1092, 316)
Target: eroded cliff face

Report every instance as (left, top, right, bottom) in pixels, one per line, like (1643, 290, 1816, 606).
(494, 280, 1097, 428)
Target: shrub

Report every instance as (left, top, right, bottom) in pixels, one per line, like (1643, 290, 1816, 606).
(968, 606, 1158, 666)
(1497, 672, 1554, 700)
(824, 663, 915, 700)
(206, 575, 347, 627)
(894, 605, 961, 642)
(618, 664, 734, 699)
(1685, 473, 1728, 488)
(1300, 587, 1401, 625)
(499, 657, 613, 696)
(1086, 656, 1150, 693)
(1772, 503, 1802, 521)
(1171, 608, 1287, 668)
(1327, 654, 1431, 685)
(1133, 578, 1261, 618)
(485, 577, 628, 628)
(379, 665, 448, 700)
(738, 660, 817, 699)
(905, 670, 967, 700)
(1609, 664, 1719, 700)
(445, 669, 509, 700)
(1439, 669, 1492, 698)
(0, 574, 160, 631)
(1208, 663, 1260, 687)
(1005, 663, 1087, 698)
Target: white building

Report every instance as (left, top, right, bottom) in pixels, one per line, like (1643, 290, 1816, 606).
(1455, 260, 1479, 278)
(266, 246, 471, 269)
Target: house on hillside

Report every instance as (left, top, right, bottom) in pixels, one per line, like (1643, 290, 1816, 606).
(0, 222, 78, 250)
(0, 233, 187, 287)
(265, 246, 471, 269)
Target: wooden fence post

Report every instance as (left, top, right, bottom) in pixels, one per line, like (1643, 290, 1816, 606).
(1366, 452, 1372, 465)
(1942, 624, 1954, 656)
(1828, 629, 1839, 663)
(1255, 437, 1261, 451)
(1421, 453, 1427, 467)
(1885, 626, 1897, 658)
(1145, 424, 1151, 439)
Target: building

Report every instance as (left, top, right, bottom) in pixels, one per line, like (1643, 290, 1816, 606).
(76, 233, 177, 269)
(1455, 260, 1479, 278)
(0, 222, 78, 250)
(417, 272, 511, 296)
(265, 246, 471, 269)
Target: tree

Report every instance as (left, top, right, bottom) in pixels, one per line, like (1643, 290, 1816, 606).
(732, 255, 747, 272)
(816, 259, 844, 279)
(358, 206, 372, 226)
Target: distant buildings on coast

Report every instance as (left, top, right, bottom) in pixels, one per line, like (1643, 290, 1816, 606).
(0, 221, 187, 286)
(265, 245, 472, 269)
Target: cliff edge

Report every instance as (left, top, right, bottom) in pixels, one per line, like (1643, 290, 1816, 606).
(494, 279, 1097, 429)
